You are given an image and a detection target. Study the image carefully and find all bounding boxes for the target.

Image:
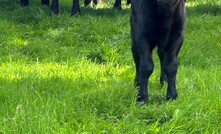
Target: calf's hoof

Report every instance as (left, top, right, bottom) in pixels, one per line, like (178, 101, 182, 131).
(137, 94, 147, 103)
(71, 9, 80, 16)
(166, 93, 177, 101)
(49, 11, 58, 16)
(160, 74, 167, 86)
(49, 8, 59, 16)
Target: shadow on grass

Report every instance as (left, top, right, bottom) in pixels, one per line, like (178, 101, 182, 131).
(79, 7, 130, 17)
(187, 3, 221, 16)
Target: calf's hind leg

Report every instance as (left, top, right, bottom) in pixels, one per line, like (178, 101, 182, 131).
(136, 39, 154, 102)
(132, 44, 140, 87)
(158, 49, 167, 86)
(164, 35, 183, 100)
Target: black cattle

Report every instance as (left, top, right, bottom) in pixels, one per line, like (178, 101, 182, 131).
(20, 0, 49, 6)
(20, 0, 131, 15)
(130, 0, 186, 102)
(113, 0, 131, 10)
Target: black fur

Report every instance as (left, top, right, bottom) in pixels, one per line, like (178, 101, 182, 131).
(130, 0, 186, 102)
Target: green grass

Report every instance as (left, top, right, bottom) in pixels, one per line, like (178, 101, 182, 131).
(0, 0, 221, 133)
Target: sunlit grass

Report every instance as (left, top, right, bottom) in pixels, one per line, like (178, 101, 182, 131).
(0, 0, 221, 133)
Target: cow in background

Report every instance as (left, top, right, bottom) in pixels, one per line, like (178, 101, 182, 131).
(20, 0, 131, 15)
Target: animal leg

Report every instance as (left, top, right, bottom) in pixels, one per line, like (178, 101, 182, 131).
(20, 0, 29, 6)
(137, 39, 154, 102)
(164, 35, 183, 100)
(132, 44, 140, 87)
(50, 0, 59, 15)
(158, 49, 167, 86)
(113, 0, 122, 10)
(71, 0, 80, 16)
(41, 0, 49, 5)
(93, 0, 102, 5)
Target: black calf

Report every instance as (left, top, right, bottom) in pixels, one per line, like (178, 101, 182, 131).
(130, 0, 186, 102)
(20, 0, 131, 15)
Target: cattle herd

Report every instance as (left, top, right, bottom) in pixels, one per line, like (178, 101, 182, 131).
(19, 0, 186, 102)
(20, 0, 131, 15)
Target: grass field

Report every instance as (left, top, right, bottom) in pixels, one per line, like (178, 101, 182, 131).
(0, 0, 221, 133)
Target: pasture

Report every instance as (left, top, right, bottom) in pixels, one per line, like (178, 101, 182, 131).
(0, 0, 221, 133)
